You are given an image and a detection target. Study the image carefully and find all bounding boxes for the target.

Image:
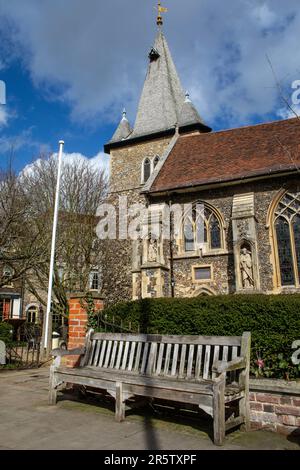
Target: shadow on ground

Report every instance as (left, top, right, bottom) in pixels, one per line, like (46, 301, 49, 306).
(58, 386, 300, 450)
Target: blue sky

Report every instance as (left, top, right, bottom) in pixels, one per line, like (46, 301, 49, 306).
(0, 0, 299, 173)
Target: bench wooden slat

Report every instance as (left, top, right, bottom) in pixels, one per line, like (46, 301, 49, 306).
(203, 345, 211, 379)
(115, 341, 124, 370)
(179, 344, 187, 378)
(195, 345, 203, 379)
(141, 343, 150, 375)
(92, 333, 242, 346)
(171, 344, 179, 376)
(121, 341, 130, 370)
(88, 340, 96, 366)
(104, 341, 112, 368)
(212, 346, 220, 379)
(98, 340, 107, 368)
(134, 342, 142, 372)
(187, 345, 194, 379)
(93, 340, 101, 367)
(230, 346, 238, 383)
(110, 341, 118, 368)
(146, 342, 157, 375)
(127, 342, 136, 371)
(222, 346, 228, 362)
(156, 343, 165, 375)
(163, 344, 172, 375)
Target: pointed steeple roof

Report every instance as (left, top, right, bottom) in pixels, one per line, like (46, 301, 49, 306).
(178, 92, 205, 132)
(131, 31, 186, 138)
(110, 109, 132, 143)
(105, 31, 211, 153)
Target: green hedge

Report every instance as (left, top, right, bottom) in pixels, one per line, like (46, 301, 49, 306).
(0, 322, 13, 345)
(99, 295, 300, 380)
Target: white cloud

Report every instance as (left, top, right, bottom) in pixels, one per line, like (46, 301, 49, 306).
(0, 0, 300, 129)
(277, 104, 300, 120)
(252, 3, 277, 28)
(58, 151, 110, 176)
(22, 151, 110, 178)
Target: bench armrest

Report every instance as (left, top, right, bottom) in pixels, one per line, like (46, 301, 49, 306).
(213, 357, 246, 374)
(51, 347, 86, 357)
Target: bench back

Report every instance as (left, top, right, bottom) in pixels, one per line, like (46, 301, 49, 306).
(83, 332, 250, 381)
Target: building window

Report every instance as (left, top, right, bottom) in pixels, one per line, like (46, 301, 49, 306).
(193, 266, 212, 282)
(274, 191, 300, 287)
(153, 155, 160, 168)
(2, 266, 13, 286)
(143, 158, 151, 183)
(182, 204, 223, 253)
(26, 306, 38, 324)
(89, 270, 100, 291)
(0, 299, 11, 321)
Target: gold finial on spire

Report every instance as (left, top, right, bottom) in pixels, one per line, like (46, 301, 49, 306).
(156, 1, 168, 28)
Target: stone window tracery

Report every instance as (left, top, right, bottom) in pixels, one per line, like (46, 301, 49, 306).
(274, 191, 300, 287)
(182, 204, 223, 253)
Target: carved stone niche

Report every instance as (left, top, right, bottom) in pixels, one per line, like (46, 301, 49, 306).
(232, 193, 261, 292)
(141, 267, 167, 299)
(132, 272, 142, 300)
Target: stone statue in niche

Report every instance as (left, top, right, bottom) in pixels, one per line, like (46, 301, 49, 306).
(148, 237, 158, 262)
(240, 246, 254, 289)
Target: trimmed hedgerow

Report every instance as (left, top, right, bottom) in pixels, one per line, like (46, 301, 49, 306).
(98, 295, 300, 380)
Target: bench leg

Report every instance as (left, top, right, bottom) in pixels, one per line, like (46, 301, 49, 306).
(239, 394, 250, 432)
(115, 382, 126, 422)
(49, 387, 58, 405)
(213, 378, 225, 446)
(49, 368, 58, 405)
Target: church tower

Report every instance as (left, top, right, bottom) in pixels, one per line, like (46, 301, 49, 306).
(102, 18, 210, 305)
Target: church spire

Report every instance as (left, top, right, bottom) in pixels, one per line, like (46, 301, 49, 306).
(106, 11, 210, 148)
(131, 30, 186, 138)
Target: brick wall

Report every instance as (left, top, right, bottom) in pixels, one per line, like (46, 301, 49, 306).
(250, 380, 300, 436)
(67, 293, 104, 367)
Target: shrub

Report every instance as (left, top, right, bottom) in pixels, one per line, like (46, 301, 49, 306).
(0, 322, 13, 345)
(99, 295, 300, 380)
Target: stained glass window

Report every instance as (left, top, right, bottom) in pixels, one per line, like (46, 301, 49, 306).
(275, 217, 295, 286)
(293, 215, 300, 283)
(274, 191, 300, 286)
(210, 215, 221, 249)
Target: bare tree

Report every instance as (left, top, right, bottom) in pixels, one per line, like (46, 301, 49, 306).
(20, 155, 107, 321)
(0, 167, 48, 288)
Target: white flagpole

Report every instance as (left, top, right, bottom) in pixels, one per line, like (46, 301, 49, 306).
(43, 140, 64, 353)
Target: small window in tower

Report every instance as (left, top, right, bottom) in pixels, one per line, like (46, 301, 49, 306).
(153, 155, 160, 168)
(143, 158, 151, 183)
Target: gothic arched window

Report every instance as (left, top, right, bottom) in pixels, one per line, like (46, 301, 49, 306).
(182, 204, 223, 252)
(142, 158, 151, 183)
(274, 191, 300, 287)
(153, 155, 160, 168)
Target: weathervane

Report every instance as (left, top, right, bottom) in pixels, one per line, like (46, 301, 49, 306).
(156, 1, 168, 28)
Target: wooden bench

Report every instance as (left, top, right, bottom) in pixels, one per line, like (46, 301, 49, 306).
(49, 330, 251, 445)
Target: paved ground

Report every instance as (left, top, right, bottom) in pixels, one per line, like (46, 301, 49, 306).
(0, 368, 299, 450)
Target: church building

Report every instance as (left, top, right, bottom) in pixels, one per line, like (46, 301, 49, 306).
(102, 22, 300, 305)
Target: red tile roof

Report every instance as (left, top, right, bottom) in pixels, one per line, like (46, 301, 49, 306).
(149, 118, 300, 193)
